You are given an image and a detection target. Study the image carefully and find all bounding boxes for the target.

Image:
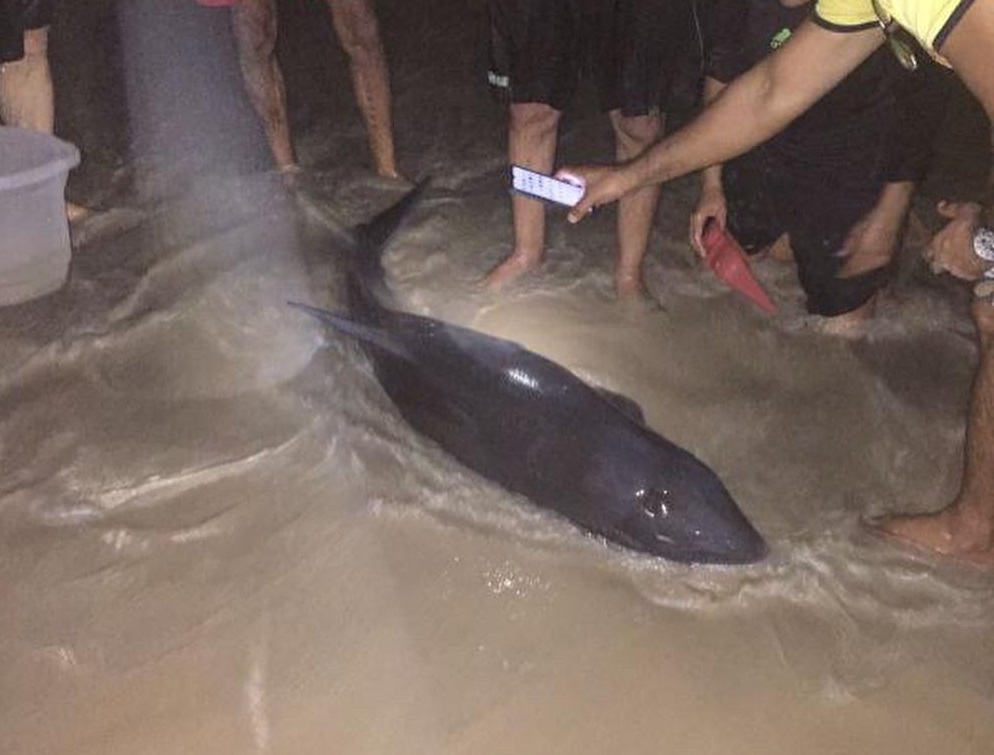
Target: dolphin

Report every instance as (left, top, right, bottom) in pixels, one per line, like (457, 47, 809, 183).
(291, 183, 766, 564)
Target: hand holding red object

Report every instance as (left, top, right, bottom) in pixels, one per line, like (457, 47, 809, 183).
(701, 221, 777, 315)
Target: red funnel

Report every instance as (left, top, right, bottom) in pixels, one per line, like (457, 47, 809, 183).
(701, 222, 776, 314)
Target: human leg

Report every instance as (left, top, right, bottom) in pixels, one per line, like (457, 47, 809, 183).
(484, 101, 561, 288)
(0, 25, 54, 132)
(483, 0, 574, 288)
(783, 176, 890, 331)
(326, 0, 398, 178)
(609, 108, 663, 298)
(591, 0, 690, 297)
(721, 153, 786, 255)
(231, 0, 298, 173)
(872, 298, 994, 566)
(0, 10, 88, 222)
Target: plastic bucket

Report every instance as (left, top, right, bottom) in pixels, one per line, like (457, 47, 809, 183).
(0, 127, 80, 306)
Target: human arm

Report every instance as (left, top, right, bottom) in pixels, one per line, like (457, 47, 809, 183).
(689, 77, 730, 256)
(839, 181, 915, 277)
(564, 21, 885, 223)
(922, 122, 991, 283)
(924, 0, 994, 282)
(908, 50, 993, 282)
(835, 62, 930, 278)
(937, 0, 994, 124)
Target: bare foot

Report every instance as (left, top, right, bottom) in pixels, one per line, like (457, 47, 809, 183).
(66, 202, 92, 224)
(371, 171, 415, 190)
(868, 507, 994, 567)
(278, 163, 303, 191)
(816, 312, 868, 338)
(615, 271, 647, 300)
(482, 252, 541, 289)
(814, 295, 876, 338)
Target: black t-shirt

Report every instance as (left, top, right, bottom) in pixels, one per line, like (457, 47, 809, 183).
(701, 0, 911, 185)
(906, 59, 991, 210)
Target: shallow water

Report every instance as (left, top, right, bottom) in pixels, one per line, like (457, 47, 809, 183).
(1, 1, 992, 753)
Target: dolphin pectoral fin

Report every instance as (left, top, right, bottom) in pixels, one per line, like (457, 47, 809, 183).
(288, 301, 412, 360)
(594, 388, 646, 425)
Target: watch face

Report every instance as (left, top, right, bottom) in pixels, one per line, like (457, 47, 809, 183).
(975, 228, 994, 262)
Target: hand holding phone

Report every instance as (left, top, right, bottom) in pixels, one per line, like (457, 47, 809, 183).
(511, 165, 585, 207)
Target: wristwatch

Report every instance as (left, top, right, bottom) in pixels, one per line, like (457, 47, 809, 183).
(975, 227, 994, 262)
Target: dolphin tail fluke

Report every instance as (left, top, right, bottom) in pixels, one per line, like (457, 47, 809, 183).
(288, 301, 412, 360)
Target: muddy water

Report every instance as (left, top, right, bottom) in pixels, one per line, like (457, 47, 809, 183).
(1, 0, 991, 753)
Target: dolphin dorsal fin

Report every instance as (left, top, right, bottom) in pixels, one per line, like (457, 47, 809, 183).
(355, 179, 431, 253)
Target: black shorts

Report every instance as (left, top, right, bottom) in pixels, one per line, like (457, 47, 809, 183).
(487, 0, 693, 116)
(0, 0, 53, 64)
(722, 148, 891, 317)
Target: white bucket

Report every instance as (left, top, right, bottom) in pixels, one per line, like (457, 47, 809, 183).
(0, 126, 80, 306)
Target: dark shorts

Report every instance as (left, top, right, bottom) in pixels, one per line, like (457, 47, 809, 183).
(0, 0, 53, 64)
(487, 0, 693, 116)
(722, 148, 891, 317)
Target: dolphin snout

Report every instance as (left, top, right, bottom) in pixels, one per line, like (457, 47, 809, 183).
(717, 528, 768, 564)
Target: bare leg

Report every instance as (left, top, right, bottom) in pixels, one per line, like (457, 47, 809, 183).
(0, 27, 89, 221)
(609, 109, 663, 299)
(232, 0, 298, 173)
(0, 27, 54, 131)
(326, 0, 399, 178)
(484, 101, 560, 289)
(872, 298, 994, 566)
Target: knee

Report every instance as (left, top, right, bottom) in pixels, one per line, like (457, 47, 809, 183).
(510, 102, 560, 140)
(611, 111, 663, 156)
(332, 2, 383, 59)
(799, 262, 887, 317)
(233, 1, 278, 61)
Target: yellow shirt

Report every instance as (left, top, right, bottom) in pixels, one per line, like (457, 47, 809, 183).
(814, 0, 976, 51)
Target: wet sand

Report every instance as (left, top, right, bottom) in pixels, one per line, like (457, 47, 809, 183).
(1, 1, 992, 753)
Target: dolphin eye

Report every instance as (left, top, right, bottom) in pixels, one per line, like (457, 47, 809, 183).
(636, 488, 670, 519)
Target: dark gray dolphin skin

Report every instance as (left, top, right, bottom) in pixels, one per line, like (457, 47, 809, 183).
(291, 183, 766, 564)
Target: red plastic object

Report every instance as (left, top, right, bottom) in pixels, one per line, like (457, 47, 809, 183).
(701, 222, 776, 314)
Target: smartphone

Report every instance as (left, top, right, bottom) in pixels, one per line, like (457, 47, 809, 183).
(510, 165, 585, 207)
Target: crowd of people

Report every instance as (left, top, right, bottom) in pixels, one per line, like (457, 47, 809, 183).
(562, 0, 994, 565)
(1, 0, 992, 566)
